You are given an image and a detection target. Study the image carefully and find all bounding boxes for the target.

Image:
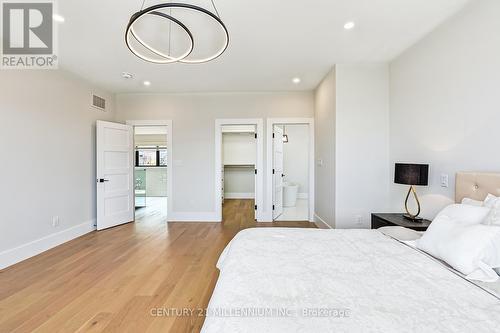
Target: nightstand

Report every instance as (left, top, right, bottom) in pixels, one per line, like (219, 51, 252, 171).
(371, 213, 431, 232)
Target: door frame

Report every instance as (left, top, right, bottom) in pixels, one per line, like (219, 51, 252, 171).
(126, 120, 173, 221)
(215, 119, 264, 222)
(266, 118, 315, 222)
(272, 125, 285, 220)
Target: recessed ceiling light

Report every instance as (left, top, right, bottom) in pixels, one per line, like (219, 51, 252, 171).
(122, 72, 133, 79)
(344, 21, 355, 30)
(53, 14, 65, 23)
(292, 77, 301, 84)
(143, 81, 151, 86)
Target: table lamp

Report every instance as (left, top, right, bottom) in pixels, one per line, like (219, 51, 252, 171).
(394, 163, 429, 221)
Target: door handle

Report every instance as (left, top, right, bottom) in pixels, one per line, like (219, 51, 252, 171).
(98, 178, 110, 183)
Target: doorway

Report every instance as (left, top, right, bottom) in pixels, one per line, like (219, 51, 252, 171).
(127, 120, 173, 222)
(221, 125, 257, 221)
(215, 119, 264, 222)
(133, 126, 168, 220)
(267, 118, 315, 222)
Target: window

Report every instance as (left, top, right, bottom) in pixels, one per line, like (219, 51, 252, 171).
(135, 146, 167, 167)
(137, 149, 157, 166)
(159, 149, 167, 166)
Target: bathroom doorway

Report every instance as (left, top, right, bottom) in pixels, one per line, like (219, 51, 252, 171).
(267, 119, 314, 222)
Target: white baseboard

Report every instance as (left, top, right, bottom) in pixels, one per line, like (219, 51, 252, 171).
(0, 220, 96, 270)
(314, 214, 333, 229)
(224, 192, 255, 199)
(167, 212, 220, 222)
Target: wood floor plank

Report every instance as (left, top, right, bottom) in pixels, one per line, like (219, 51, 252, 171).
(74, 313, 113, 333)
(0, 199, 315, 333)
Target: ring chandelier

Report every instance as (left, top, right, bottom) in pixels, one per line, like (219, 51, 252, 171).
(125, 1, 229, 64)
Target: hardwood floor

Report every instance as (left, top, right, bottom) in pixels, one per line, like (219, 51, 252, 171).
(0, 199, 315, 333)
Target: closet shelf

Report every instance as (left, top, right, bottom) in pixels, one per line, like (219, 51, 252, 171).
(223, 164, 255, 168)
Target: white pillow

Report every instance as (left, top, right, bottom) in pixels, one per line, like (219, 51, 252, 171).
(461, 198, 484, 207)
(378, 226, 423, 241)
(483, 194, 500, 226)
(484, 194, 499, 208)
(485, 193, 500, 275)
(433, 204, 491, 225)
(417, 215, 500, 282)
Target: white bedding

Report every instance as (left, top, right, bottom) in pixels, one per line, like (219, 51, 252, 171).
(201, 228, 500, 333)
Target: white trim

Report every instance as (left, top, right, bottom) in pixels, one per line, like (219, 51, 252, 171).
(126, 120, 171, 126)
(167, 212, 219, 222)
(314, 214, 332, 229)
(224, 192, 255, 199)
(222, 125, 255, 133)
(126, 120, 174, 222)
(0, 220, 96, 270)
(266, 118, 315, 222)
(215, 119, 264, 222)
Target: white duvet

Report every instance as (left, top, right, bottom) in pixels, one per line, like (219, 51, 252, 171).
(201, 228, 500, 333)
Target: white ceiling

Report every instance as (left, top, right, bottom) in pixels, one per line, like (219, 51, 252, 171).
(58, 0, 470, 93)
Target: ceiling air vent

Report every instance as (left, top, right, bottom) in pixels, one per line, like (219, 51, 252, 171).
(91, 94, 106, 111)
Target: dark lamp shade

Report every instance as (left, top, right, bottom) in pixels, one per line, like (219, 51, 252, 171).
(394, 163, 429, 186)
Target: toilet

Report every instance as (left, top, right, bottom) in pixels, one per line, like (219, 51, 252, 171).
(283, 182, 299, 207)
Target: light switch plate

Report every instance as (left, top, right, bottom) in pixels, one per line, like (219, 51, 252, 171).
(441, 174, 449, 188)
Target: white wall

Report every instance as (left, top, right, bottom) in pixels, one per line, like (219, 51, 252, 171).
(223, 132, 256, 198)
(283, 124, 309, 196)
(223, 133, 256, 165)
(335, 64, 391, 229)
(389, 0, 500, 219)
(115, 92, 314, 220)
(314, 69, 336, 228)
(0, 70, 115, 269)
(224, 166, 255, 198)
(134, 134, 167, 146)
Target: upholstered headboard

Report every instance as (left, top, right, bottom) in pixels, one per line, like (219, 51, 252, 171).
(455, 172, 500, 203)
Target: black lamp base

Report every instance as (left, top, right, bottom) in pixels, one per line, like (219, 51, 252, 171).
(403, 214, 423, 222)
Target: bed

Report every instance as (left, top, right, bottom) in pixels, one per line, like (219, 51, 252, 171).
(201, 173, 500, 333)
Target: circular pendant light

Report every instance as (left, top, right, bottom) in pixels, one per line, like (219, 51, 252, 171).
(126, 6, 194, 64)
(125, 2, 229, 64)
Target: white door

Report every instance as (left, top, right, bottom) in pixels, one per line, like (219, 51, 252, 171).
(253, 131, 257, 220)
(273, 126, 284, 219)
(96, 121, 134, 230)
